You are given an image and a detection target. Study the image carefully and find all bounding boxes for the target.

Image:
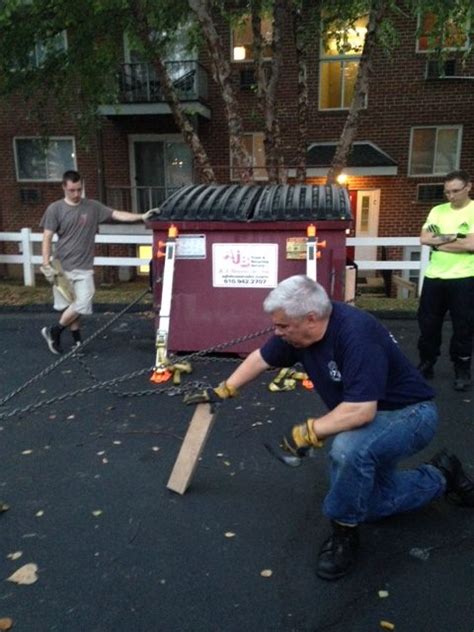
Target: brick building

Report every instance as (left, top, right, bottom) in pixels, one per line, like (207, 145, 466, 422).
(0, 9, 473, 281)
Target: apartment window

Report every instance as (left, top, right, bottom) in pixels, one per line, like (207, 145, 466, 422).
(319, 16, 368, 110)
(30, 32, 67, 67)
(408, 126, 461, 176)
(417, 12, 470, 53)
(231, 133, 267, 180)
(231, 14, 273, 61)
(14, 137, 76, 181)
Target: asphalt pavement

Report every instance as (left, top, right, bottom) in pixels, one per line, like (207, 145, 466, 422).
(0, 309, 472, 632)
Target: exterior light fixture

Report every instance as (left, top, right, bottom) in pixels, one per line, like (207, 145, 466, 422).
(233, 46, 246, 61)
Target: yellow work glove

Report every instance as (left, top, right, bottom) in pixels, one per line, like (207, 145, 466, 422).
(183, 381, 238, 405)
(281, 418, 324, 456)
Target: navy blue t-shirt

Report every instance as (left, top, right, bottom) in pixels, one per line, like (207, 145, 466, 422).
(260, 302, 434, 411)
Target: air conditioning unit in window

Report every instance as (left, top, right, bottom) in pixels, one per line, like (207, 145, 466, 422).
(425, 59, 456, 79)
(417, 183, 444, 203)
(20, 188, 42, 204)
(239, 68, 256, 90)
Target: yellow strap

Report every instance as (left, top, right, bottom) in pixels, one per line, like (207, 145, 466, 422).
(268, 368, 309, 392)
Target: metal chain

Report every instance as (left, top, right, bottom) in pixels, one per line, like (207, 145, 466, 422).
(0, 303, 272, 419)
(0, 288, 150, 409)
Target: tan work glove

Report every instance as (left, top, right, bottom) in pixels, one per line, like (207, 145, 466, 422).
(40, 263, 57, 285)
(281, 419, 324, 456)
(183, 381, 238, 405)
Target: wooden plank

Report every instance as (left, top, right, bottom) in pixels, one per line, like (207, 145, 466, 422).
(167, 403, 217, 495)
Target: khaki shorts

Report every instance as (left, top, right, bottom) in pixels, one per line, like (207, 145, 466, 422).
(53, 269, 95, 314)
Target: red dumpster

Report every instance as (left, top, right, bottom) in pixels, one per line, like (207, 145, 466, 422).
(149, 184, 352, 354)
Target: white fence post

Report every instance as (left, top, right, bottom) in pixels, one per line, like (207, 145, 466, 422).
(418, 245, 430, 295)
(21, 227, 35, 287)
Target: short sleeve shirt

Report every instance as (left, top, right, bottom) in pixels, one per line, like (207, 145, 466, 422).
(423, 200, 474, 279)
(260, 303, 434, 411)
(40, 198, 114, 271)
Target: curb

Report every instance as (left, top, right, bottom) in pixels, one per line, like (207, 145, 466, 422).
(0, 303, 154, 314)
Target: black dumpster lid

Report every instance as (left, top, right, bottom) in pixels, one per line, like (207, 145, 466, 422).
(152, 184, 352, 222)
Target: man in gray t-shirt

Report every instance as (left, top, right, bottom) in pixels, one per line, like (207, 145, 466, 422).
(40, 169, 153, 354)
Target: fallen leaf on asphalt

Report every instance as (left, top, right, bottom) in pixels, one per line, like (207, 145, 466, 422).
(21, 450, 32, 455)
(35, 511, 44, 518)
(152, 447, 160, 452)
(7, 552, 22, 561)
(97, 451, 105, 456)
(224, 532, 236, 538)
(67, 415, 75, 420)
(0, 503, 10, 513)
(48, 415, 56, 420)
(260, 569, 273, 577)
(0, 617, 13, 630)
(378, 590, 389, 598)
(7, 563, 38, 585)
(112, 441, 121, 445)
(380, 621, 395, 630)
(223, 461, 231, 466)
(92, 510, 103, 517)
(102, 458, 108, 464)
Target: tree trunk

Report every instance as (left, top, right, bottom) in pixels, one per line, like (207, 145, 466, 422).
(189, 0, 253, 183)
(153, 56, 216, 183)
(292, 1, 311, 183)
(251, 0, 286, 184)
(326, 0, 389, 184)
(130, 0, 216, 184)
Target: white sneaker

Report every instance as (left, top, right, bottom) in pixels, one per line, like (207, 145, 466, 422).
(41, 327, 62, 354)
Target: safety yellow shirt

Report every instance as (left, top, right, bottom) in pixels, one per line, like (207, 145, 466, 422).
(423, 200, 474, 279)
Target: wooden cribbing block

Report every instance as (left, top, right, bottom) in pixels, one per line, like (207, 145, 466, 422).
(167, 403, 217, 495)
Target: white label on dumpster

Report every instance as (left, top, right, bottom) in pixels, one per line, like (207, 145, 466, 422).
(212, 243, 278, 288)
(176, 235, 206, 259)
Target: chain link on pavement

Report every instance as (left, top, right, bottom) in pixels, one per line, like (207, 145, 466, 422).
(0, 289, 150, 414)
(0, 293, 273, 420)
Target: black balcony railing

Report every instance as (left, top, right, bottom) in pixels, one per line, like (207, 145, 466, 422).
(118, 60, 208, 104)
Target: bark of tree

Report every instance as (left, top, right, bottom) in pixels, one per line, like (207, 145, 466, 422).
(292, 0, 312, 183)
(130, 0, 216, 183)
(251, 0, 286, 183)
(189, 0, 253, 182)
(326, 0, 389, 184)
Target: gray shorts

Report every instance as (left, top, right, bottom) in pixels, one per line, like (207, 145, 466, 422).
(53, 269, 95, 314)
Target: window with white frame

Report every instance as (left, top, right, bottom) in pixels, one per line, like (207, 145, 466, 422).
(231, 13, 273, 62)
(416, 11, 470, 53)
(14, 137, 76, 181)
(231, 133, 267, 180)
(408, 126, 461, 176)
(319, 16, 368, 110)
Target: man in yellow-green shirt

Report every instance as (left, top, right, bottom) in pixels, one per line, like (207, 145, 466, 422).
(418, 170, 474, 391)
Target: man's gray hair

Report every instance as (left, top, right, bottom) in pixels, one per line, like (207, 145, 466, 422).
(263, 275, 332, 319)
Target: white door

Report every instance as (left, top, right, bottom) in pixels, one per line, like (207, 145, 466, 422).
(355, 189, 380, 263)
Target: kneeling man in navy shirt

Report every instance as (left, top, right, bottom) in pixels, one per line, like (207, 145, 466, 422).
(185, 275, 474, 580)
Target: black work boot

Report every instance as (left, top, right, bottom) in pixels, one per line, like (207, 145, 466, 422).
(316, 521, 359, 580)
(417, 359, 435, 379)
(453, 360, 471, 392)
(429, 450, 474, 507)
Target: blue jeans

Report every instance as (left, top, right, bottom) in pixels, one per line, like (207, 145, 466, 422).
(323, 401, 445, 525)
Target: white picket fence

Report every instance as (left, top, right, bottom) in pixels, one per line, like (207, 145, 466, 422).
(0, 228, 430, 294)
